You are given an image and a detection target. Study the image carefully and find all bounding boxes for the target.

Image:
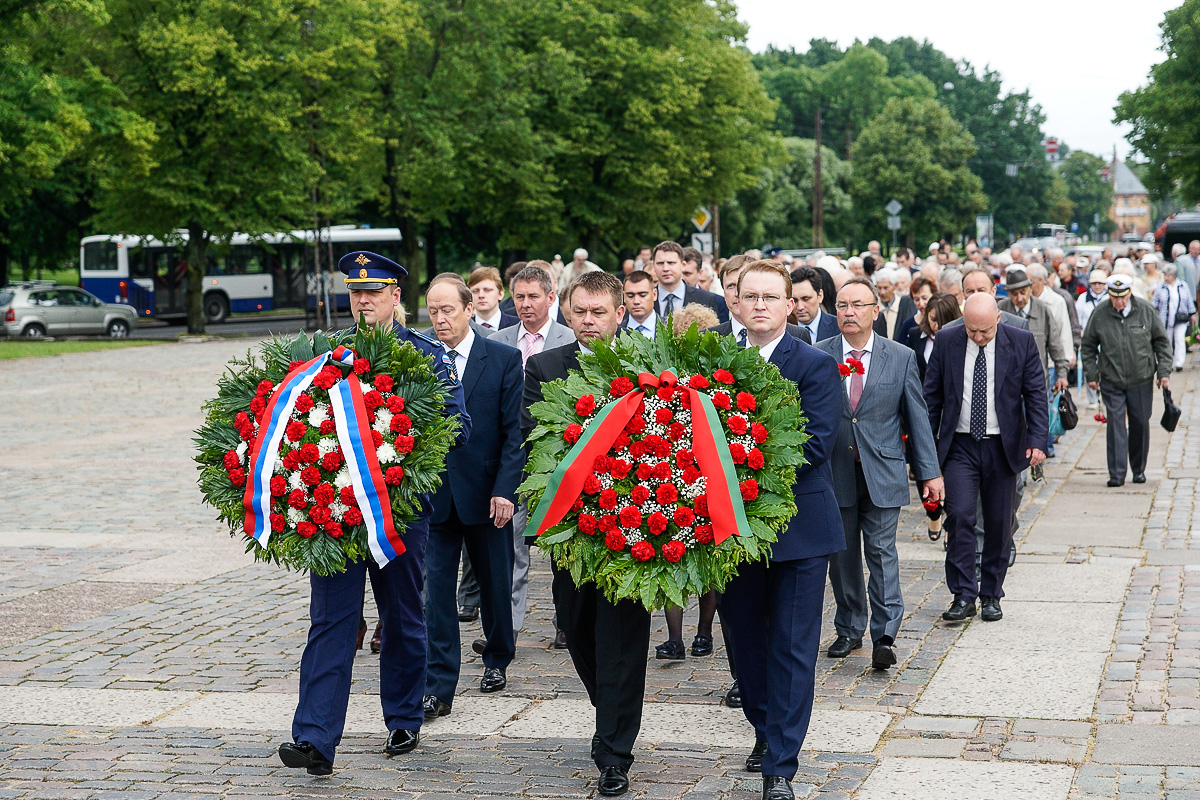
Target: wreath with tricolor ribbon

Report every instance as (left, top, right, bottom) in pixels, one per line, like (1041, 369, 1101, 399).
(195, 324, 460, 575)
(520, 323, 808, 610)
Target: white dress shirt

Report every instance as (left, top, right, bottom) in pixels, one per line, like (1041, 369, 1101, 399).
(629, 311, 657, 339)
(756, 330, 788, 362)
(957, 337, 1000, 435)
(841, 333, 875, 399)
(804, 310, 826, 343)
(475, 309, 503, 330)
(442, 328, 475, 379)
(657, 283, 686, 317)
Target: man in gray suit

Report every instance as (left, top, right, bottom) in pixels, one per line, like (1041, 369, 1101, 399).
(997, 268, 1069, 394)
(817, 277, 942, 670)
(486, 262, 575, 645)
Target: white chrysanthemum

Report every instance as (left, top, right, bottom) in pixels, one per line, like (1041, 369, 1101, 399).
(287, 471, 305, 491)
(334, 470, 353, 489)
(236, 441, 248, 459)
(359, 380, 373, 394)
(330, 500, 348, 522)
(377, 443, 398, 463)
(318, 437, 338, 456)
(375, 408, 393, 428)
(308, 404, 330, 427)
(287, 507, 305, 525)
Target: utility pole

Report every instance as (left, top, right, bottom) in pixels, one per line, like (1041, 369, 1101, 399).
(813, 108, 825, 249)
(711, 203, 720, 260)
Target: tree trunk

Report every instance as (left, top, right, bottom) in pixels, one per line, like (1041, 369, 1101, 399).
(185, 221, 209, 335)
(0, 224, 8, 288)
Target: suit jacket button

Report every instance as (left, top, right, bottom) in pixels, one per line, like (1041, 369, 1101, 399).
(851, 418, 857, 423)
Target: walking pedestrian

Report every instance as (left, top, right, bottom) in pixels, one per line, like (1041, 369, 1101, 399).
(1151, 263, 1196, 372)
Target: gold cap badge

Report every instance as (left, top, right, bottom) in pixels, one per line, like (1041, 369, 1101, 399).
(354, 254, 370, 266)
(358, 269, 368, 278)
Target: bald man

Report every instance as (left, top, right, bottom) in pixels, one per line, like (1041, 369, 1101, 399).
(923, 294, 1049, 623)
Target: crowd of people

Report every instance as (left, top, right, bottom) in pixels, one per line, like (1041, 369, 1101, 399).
(276, 237, 1191, 800)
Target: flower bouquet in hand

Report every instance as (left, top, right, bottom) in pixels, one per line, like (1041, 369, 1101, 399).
(194, 323, 461, 575)
(520, 321, 808, 610)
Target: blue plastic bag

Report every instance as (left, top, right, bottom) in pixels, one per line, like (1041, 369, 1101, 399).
(1048, 391, 1065, 438)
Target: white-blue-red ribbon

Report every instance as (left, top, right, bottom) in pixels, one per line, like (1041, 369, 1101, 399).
(243, 345, 405, 566)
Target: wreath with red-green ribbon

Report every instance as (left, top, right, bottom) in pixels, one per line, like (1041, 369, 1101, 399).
(520, 323, 808, 610)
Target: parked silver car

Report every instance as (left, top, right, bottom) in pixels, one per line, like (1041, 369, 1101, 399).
(1, 282, 139, 338)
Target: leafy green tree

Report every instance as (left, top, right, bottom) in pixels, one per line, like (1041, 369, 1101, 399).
(1059, 151, 1114, 234)
(850, 96, 985, 245)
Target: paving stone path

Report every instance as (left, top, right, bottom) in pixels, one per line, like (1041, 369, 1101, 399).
(0, 338, 1198, 798)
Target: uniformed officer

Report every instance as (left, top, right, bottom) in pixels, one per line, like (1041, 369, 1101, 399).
(278, 251, 471, 775)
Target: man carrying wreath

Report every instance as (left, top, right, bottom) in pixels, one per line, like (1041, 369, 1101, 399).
(720, 260, 844, 800)
(278, 252, 471, 775)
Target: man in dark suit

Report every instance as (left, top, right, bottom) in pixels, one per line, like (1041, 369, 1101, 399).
(817, 277, 942, 670)
(720, 260, 844, 800)
(652, 240, 728, 323)
(871, 268, 918, 341)
(924, 294, 1048, 624)
(790, 266, 839, 343)
(523, 271, 649, 798)
(619, 269, 659, 338)
(468, 266, 519, 331)
(422, 275, 525, 721)
(710, 254, 811, 345)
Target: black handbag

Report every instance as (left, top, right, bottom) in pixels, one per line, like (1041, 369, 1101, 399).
(1161, 388, 1182, 432)
(1058, 389, 1079, 431)
(1175, 309, 1192, 325)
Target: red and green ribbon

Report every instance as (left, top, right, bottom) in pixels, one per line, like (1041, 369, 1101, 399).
(528, 370, 750, 544)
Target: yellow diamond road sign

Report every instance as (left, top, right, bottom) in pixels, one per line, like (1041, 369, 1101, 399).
(692, 207, 711, 232)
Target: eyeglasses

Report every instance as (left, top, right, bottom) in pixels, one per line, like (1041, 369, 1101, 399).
(834, 301, 877, 312)
(739, 293, 785, 306)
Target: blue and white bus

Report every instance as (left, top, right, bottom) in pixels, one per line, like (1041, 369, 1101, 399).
(80, 226, 403, 323)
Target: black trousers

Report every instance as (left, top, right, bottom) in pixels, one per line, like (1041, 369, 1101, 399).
(1100, 380, 1154, 482)
(551, 563, 651, 770)
(943, 434, 1017, 602)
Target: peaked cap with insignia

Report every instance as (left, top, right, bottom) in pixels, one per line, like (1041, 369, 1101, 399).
(338, 251, 408, 290)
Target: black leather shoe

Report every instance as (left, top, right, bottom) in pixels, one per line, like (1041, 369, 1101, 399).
(942, 598, 976, 621)
(278, 741, 332, 775)
(745, 739, 767, 772)
(1107, 477, 1125, 487)
(871, 642, 897, 670)
(691, 634, 714, 656)
(826, 635, 862, 658)
(480, 666, 507, 693)
(1132, 473, 1147, 484)
(655, 640, 686, 660)
(384, 729, 419, 755)
(458, 606, 479, 622)
(369, 622, 382, 654)
(422, 695, 451, 720)
(980, 596, 1003, 621)
(590, 733, 600, 760)
(725, 680, 742, 708)
(471, 637, 486, 655)
(762, 775, 794, 800)
(597, 764, 629, 796)
(553, 629, 568, 649)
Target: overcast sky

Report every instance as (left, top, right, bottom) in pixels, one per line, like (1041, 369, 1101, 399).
(736, 0, 1177, 159)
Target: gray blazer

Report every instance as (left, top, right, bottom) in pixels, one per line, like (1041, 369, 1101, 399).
(487, 318, 576, 356)
(998, 296, 1069, 380)
(815, 335, 940, 509)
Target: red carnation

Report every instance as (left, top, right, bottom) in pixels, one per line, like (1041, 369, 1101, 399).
(282, 450, 301, 471)
(270, 475, 287, 497)
(680, 392, 692, 411)
(391, 414, 412, 434)
(748, 448, 765, 470)
(654, 386, 673, 403)
(235, 411, 252, 430)
(249, 396, 266, 418)
(237, 424, 255, 443)
(662, 540, 685, 563)
(694, 495, 709, 516)
(324, 521, 344, 538)
(736, 392, 757, 412)
(838, 363, 852, 378)
(387, 396, 406, 413)
(564, 424, 583, 444)
(310, 505, 332, 525)
(314, 483, 336, 506)
(593, 455, 612, 473)
(579, 514, 598, 535)
(625, 415, 646, 435)
(598, 488, 618, 510)
(682, 465, 702, 485)
(339, 485, 358, 506)
(646, 435, 671, 459)
(652, 462, 672, 481)
(631, 541, 655, 561)
(374, 374, 394, 393)
(613, 432, 631, 452)
(320, 420, 336, 435)
(223, 450, 240, 471)
(847, 358, 864, 374)
(584, 474, 603, 495)
(656, 484, 678, 505)
(288, 489, 308, 510)
(713, 369, 735, 385)
(636, 463, 653, 482)
(395, 435, 414, 454)
(286, 420, 307, 443)
(694, 525, 714, 544)
(648, 511, 669, 535)
(228, 468, 246, 486)
(654, 407, 673, 425)
(294, 394, 314, 413)
(605, 530, 627, 551)
(668, 422, 686, 441)
(363, 390, 383, 411)
(674, 506, 695, 527)
(923, 497, 940, 513)
(322, 451, 343, 472)
(300, 443, 321, 463)
(312, 371, 336, 390)
(257, 379, 275, 397)
(629, 441, 647, 459)
(371, 430, 383, 447)
(269, 513, 285, 533)
(740, 479, 759, 502)
(297, 521, 317, 539)
(619, 506, 642, 529)
(385, 466, 405, 485)
(288, 360, 305, 372)
(688, 374, 710, 390)
(630, 485, 651, 505)
(610, 376, 635, 397)
(669, 452, 690, 472)
(751, 423, 768, 444)
(598, 514, 619, 534)
(571, 497, 585, 512)
(729, 443, 747, 465)
(610, 459, 632, 479)
(575, 395, 597, 416)
(344, 507, 364, 526)
(711, 392, 731, 410)
(300, 466, 321, 486)
(353, 358, 371, 375)
(727, 415, 749, 436)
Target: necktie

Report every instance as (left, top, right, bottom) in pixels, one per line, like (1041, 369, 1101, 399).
(520, 331, 542, 368)
(481, 321, 492, 329)
(737, 327, 748, 348)
(637, 324, 650, 337)
(663, 292, 676, 317)
(970, 347, 988, 440)
(849, 349, 865, 411)
(444, 349, 461, 383)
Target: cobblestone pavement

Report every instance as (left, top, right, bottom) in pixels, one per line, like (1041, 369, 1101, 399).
(0, 339, 1198, 798)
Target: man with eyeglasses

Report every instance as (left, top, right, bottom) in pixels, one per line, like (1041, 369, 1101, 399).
(720, 260, 843, 800)
(816, 278, 941, 671)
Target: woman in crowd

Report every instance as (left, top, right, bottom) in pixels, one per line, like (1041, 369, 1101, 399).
(1152, 262, 1197, 372)
(895, 276, 935, 345)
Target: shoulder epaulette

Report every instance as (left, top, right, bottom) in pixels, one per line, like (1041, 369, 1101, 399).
(408, 328, 441, 347)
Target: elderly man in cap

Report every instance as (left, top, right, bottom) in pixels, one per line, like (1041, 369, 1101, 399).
(1081, 274, 1172, 487)
(1076, 269, 1110, 408)
(278, 252, 471, 776)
